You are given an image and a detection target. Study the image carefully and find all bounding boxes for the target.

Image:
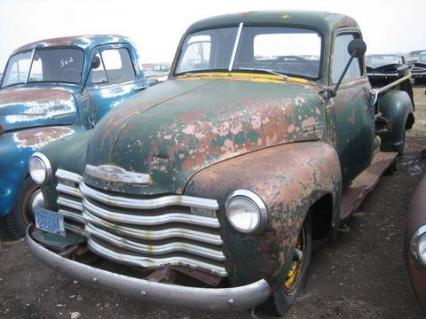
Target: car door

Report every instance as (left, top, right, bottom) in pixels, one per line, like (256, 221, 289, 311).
(331, 31, 375, 187)
(83, 45, 146, 127)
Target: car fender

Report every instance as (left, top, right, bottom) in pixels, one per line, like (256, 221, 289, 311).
(378, 90, 415, 153)
(184, 141, 342, 289)
(0, 125, 82, 216)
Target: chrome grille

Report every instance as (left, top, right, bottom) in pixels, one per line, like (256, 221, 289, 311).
(55, 169, 227, 277)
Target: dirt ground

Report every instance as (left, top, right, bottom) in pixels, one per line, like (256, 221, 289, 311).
(1, 86, 426, 319)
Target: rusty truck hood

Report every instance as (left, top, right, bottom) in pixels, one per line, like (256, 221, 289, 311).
(85, 77, 324, 194)
(0, 86, 78, 132)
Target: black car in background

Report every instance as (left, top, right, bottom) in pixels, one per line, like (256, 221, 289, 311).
(410, 52, 426, 83)
(366, 54, 407, 85)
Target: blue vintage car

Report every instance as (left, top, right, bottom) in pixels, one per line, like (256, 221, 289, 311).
(0, 34, 147, 238)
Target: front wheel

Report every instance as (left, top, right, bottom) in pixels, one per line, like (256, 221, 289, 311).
(257, 214, 312, 317)
(6, 177, 44, 239)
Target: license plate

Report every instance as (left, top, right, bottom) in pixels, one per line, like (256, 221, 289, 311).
(34, 207, 66, 237)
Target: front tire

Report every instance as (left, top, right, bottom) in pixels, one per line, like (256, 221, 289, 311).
(257, 213, 313, 317)
(6, 177, 44, 239)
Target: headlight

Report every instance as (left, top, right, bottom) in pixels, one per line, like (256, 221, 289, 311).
(29, 152, 52, 185)
(225, 190, 268, 233)
(411, 225, 426, 266)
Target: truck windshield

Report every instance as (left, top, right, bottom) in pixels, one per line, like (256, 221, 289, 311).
(175, 26, 322, 79)
(367, 55, 402, 68)
(2, 48, 84, 88)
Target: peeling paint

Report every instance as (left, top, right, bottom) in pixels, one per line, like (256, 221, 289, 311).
(13, 126, 75, 149)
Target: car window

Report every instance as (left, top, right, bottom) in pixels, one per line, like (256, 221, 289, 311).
(90, 48, 136, 85)
(176, 35, 212, 73)
(332, 33, 362, 83)
(175, 26, 322, 79)
(2, 51, 32, 87)
(90, 53, 108, 84)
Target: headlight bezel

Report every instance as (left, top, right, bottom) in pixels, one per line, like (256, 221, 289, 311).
(410, 224, 426, 266)
(225, 189, 268, 233)
(29, 152, 52, 185)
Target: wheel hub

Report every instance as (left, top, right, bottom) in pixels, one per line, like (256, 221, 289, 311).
(283, 231, 305, 292)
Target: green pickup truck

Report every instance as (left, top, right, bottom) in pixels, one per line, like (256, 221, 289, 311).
(25, 11, 415, 316)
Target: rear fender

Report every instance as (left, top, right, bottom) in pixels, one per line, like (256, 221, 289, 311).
(378, 90, 415, 153)
(185, 141, 342, 289)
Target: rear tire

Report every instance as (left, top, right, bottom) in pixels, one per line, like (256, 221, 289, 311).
(6, 177, 43, 240)
(256, 213, 312, 317)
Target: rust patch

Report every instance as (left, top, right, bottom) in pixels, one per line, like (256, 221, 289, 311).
(13, 126, 75, 149)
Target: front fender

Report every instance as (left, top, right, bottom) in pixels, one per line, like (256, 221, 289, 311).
(184, 141, 342, 290)
(378, 90, 415, 154)
(0, 125, 82, 216)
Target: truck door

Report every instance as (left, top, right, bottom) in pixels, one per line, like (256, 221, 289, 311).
(331, 32, 375, 187)
(83, 45, 146, 127)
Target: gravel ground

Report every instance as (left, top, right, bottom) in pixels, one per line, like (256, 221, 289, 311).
(1, 86, 426, 319)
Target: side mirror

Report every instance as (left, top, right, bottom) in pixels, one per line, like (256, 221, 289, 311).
(347, 39, 367, 59)
(330, 39, 367, 97)
(91, 56, 101, 69)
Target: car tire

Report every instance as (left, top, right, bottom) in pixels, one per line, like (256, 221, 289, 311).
(6, 177, 43, 240)
(256, 213, 312, 317)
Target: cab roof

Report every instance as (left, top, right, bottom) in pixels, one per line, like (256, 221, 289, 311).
(186, 11, 358, 35)
(12, 34, 133, 54)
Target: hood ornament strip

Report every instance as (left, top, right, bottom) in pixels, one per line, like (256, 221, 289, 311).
(85, 164, 152, 185)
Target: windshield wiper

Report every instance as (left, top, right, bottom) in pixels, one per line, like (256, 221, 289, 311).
(237, 68, 288, 80)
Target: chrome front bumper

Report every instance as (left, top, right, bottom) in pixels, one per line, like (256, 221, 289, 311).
(26, 228, 271, 312)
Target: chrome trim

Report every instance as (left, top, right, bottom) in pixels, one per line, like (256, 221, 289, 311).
(30, 152, 52, 185)
(228, 22, 243, 71)
(64, 223, 88, 237)
(30, 189, 44, 213)
(410, 224, 426, 265)
(55, 169, 225, 276)
(57, 196, 83, 212)
(59, 209, 85, 224)
(56, 183, 82, 198)
(85, 223, 226, 261)
(87, 236, 227, 277)
(370, 89, 379, 106)
(80, 182, 219, 210)
(83, 210, 223, 245)
(225, 189, 268, 233)
(83, 197, 220, 228)
(56, 169, 83, 183)
(27, 228, 270, 311)
(85, 164, 152, 185)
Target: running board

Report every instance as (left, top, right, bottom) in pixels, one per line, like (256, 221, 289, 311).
(340, 151, 397, 220)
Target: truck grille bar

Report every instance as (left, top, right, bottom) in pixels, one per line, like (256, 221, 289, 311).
(55, 169, 227, 277)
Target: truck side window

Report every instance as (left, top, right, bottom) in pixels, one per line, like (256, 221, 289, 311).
(176, 35, 212, 73)
(90, 48, 136, 85)
(332, 33, 362, 83)
(90, 53, 108, 84)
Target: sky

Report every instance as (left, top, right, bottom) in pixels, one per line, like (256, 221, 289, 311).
(0, 0, 425, 71)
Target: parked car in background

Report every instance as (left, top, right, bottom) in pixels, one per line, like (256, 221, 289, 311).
(410, 52, 426, 83)
(405, 50, 425, 64)
(0, 34, 147, 238)
(143, 62, 171, 84)
(366, 54, 406, 82)
(366, 54, 413, 104)
(26, 11, 415, 317)
(405, 176, 426, 312)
